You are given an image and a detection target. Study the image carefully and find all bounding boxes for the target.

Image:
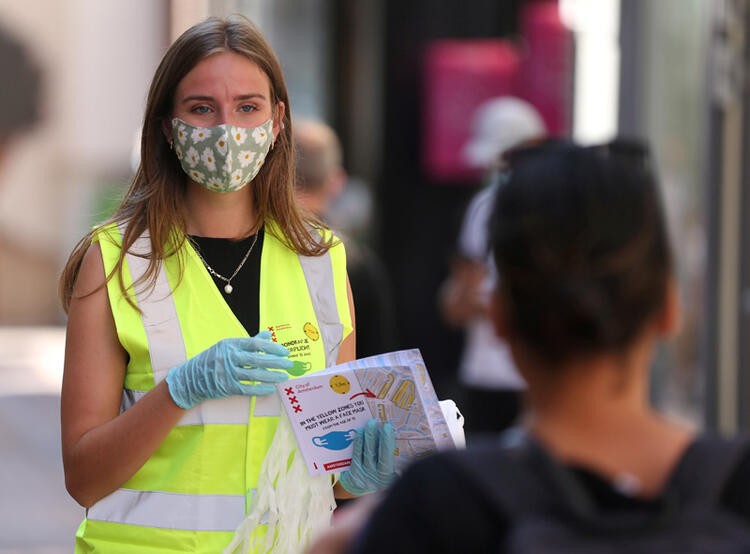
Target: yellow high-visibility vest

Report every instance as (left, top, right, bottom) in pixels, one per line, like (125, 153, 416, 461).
(74, 221, 352, 553)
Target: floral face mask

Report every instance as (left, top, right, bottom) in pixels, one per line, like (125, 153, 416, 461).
(171, 118, 274, 192)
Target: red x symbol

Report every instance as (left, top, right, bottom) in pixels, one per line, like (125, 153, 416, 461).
(288, 395, 298, 404)
(293, 405, 302, 413)
(285, 387, 294, 395)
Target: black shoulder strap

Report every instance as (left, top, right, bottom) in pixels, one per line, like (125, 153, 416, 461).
(665, 433, 750, 506)
(453, 431, 750, 522)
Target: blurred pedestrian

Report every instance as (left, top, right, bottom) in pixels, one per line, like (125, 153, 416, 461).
(294, 118, 398, 358)
(438, 96, 545, 439)
(0, 23, 42, 174)
(58, 15, 394, 554)
(343, 139, 750, 553)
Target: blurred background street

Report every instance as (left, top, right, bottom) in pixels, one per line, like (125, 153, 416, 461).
(1, 0, 750, 550)
(0, 328, 80, 553)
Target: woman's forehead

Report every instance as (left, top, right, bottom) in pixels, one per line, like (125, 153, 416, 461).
(176, 51, 271, 100)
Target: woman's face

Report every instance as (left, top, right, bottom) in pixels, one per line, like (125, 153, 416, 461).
(171, 50, 284, 135)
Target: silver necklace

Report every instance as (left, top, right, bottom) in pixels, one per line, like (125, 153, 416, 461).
(190, 233, 259, 294)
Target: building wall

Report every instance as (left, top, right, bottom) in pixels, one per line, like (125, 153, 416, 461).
(0, 0, 168, 324)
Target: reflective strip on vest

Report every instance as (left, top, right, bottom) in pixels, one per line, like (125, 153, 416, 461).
(125, 231, 187, 382)
(299, 252, 343, 368)
(87, 489, 244, 532)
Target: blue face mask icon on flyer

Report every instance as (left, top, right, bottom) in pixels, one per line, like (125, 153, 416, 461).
(312, 430, 357, 451)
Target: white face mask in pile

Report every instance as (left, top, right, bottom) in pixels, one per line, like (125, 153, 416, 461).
(223, 413, 336, 554)
(171, 117, 274, 192)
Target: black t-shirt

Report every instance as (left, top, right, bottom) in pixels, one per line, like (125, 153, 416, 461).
(349, 442, 750, 554)
(188, 229, 263, 336)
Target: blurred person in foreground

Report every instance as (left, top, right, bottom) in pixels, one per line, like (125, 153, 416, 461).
(294, 118, 397, 358)
(58, 15, 395, 554)
(438, 96, 545, 439)
(0, 23, 41, 173)
(309, 139, 750, 553)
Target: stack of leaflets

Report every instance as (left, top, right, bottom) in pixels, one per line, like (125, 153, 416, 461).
(276, 349, 456, 476)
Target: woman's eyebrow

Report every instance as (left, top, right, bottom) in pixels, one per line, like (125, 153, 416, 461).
(235, 93, 267, 101)
(180, 93, 267, 104)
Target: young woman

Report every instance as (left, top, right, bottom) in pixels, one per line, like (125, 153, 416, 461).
(59, 15, 393, 554)
(338, 140, 750, 552)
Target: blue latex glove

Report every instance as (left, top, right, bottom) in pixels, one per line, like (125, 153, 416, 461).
(339, 418, 397, 495)
(166, 331, 292, 409)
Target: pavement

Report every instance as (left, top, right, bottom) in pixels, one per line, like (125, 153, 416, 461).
(0, 326, 82, 553)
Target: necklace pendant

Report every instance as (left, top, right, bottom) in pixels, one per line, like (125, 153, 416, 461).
(224, 283, 233, 294)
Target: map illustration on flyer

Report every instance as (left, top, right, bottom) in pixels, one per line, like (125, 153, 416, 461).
(276, 349, 456, 476)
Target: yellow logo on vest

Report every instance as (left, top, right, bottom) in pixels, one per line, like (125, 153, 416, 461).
(304, 322, 320, 341)
(271, 321, 320, 369)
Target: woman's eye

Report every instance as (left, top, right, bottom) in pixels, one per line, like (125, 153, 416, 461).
(239, 104, 257, 113)
(192, 105, 211, 114)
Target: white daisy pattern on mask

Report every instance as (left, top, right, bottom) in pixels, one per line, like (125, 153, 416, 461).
(173, 119, 274, 193)
(189, 169, 206, 183)
(190, 127, 212, 143)
(223, 154, 233, 174)
(252, 125, 269, 145)
(201, 147, 217, 172)
(238, 150, 256, 168)
(232, 127, 248, 145)
(185, 147, 200, 168)
(174, 122, 188, 145)
(215, 135, 228, 156)
(253, 155, 265, 174)
(205, 176, 224, 191)
(230, 168, 246, 188)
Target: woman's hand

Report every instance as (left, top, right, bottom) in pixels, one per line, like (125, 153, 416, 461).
(166, 331, 292, 409)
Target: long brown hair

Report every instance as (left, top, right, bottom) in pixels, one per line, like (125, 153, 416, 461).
(59, 14, 330, 312)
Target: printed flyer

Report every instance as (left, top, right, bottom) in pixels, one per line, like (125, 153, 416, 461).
(276, 349, 455, 476)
